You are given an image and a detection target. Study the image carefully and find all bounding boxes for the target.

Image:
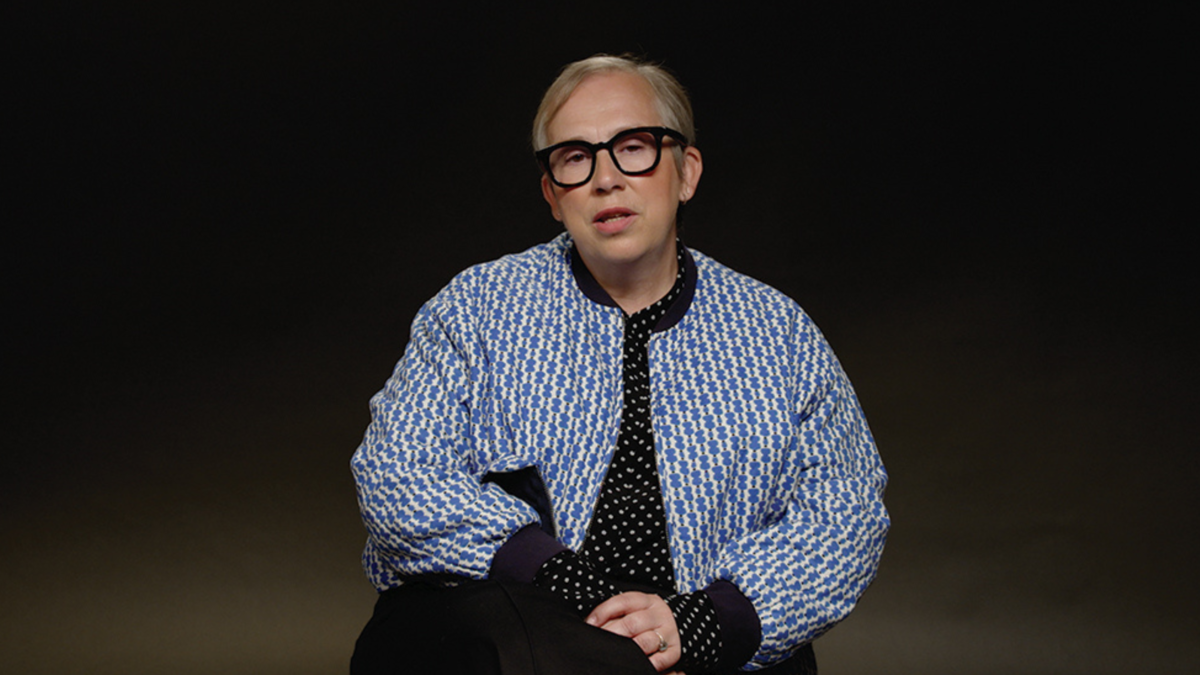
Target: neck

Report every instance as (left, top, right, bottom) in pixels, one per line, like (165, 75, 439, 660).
(580, 244, 677, 315)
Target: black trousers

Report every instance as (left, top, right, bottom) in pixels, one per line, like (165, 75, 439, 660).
(351, 578, 656, 675)
(350, 579, 817, 675)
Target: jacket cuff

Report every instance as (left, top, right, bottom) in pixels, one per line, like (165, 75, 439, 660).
(488, 524, 568, 583)
(703, 579, 762, 670)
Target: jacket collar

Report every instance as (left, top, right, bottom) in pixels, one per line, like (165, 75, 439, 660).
(569, 240, 696, 333)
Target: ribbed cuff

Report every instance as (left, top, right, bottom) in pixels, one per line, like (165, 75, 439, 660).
(703, 580, 762, 670)
(488, 524, 567, 584)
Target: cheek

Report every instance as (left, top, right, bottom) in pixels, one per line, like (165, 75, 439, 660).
(558, 205, 589, 230)
(558, 193, 590, 221)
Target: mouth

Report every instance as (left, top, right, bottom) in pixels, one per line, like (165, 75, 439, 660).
(593, 208, 635, 234)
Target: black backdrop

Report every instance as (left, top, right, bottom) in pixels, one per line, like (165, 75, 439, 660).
(5, 3, 1195, 673)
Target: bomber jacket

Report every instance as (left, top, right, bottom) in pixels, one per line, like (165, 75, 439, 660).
(351, 233, 889, 669)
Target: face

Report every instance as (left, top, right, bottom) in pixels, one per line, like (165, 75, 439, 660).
(541, 72, 702, 280)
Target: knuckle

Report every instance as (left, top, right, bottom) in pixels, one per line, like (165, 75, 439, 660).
(638, 634, 654, 655)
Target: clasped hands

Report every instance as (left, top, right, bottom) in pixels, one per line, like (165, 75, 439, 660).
(586, 591, 683, 673)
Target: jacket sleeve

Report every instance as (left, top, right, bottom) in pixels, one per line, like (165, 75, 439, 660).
(713, 311, 889, 670)
(350, 281, 541, 589)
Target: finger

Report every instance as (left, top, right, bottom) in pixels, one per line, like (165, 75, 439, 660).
(586, 591, 653, 627)
(598, 603, 665, 638)
(649, 644, 683, 673)
(630, 628, 669, 656)
(600, 617, 635, 637)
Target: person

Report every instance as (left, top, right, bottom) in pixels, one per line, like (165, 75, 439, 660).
(349, 54, 889, 675)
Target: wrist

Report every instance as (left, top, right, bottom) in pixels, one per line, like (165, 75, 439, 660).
(665, 591, 722, 672)
(703, 580, 762, 670)
(533, 550, 620, 616)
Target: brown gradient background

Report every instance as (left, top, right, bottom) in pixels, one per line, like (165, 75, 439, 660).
(5, 4, 1195, 674)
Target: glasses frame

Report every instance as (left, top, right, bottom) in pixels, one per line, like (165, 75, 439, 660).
(535, 126, 689, 188)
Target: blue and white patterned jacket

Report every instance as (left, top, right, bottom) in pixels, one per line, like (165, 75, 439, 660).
(352, 233, 888, 669)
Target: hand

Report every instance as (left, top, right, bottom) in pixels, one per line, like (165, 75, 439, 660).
(586, 591, 680, 672)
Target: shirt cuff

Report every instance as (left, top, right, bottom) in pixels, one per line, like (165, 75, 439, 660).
(703, 579, 762, 670)
(488, 523, 567, 583)
(664, 591, 721, 672)
(533, 550, 621, 616)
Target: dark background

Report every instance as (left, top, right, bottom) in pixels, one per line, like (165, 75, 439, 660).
(5, 3, 1195, 673)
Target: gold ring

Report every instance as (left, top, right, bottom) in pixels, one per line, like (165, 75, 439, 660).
(655, 630, 668, 652)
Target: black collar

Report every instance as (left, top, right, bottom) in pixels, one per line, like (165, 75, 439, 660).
(569, 241, 697, 333)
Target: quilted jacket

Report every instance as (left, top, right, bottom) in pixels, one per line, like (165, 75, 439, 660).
(351, 233, 889, 669)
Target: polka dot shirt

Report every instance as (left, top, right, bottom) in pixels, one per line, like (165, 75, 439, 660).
(534, 243, 723, 672)
(576, 249, 684, 592)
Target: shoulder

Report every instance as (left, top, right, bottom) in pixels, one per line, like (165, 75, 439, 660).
(687, 249, 845, 394)
(450, 234, 571, 288)
(689, 248, 808, 325)
(428, 234, 574, 314)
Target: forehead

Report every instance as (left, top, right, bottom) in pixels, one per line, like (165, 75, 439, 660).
(546, 72, 662, 144)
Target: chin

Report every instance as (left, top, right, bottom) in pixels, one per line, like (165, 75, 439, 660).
(591, 238, 656, 263)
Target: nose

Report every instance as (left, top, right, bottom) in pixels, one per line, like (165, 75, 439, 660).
(591, 148, 626, 193)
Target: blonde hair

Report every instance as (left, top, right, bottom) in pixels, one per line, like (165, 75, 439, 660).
(532, 54, 695, 163)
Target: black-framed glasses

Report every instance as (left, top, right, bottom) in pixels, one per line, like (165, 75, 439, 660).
(535, 126, 688, 188)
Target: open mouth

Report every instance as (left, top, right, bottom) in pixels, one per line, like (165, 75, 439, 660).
(594, 208, 634, 224)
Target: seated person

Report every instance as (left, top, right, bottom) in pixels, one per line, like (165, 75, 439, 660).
(350, 54, 889, 674)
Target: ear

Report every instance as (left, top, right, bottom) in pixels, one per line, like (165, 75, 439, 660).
(678, 146, 703, 203)
(541, 175, 563, 222)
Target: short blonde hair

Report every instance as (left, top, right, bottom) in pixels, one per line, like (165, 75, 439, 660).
(532, 54, 695, 160)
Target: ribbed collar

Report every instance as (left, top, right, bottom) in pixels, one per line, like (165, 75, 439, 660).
(569, 240, 697, 333)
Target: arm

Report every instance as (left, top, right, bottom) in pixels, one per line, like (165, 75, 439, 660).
(351, 285, 545, 587)
(714, 316, 889, 669)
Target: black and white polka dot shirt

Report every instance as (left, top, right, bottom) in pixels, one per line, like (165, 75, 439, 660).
(535, 242, 722, 673)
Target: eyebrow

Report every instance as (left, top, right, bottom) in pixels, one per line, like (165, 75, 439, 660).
(552, 126, 654, 145)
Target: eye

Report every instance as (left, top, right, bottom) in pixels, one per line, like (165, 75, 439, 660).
(615, 135, 651, 155)
(619, 130, 657, 154)
(552, 146, 591, 166)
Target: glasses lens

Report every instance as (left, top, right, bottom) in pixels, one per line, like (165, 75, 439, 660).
(610, 130, 660, 174)
(548, 144, 594, 186)
(544, 130, 667, 186)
